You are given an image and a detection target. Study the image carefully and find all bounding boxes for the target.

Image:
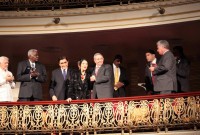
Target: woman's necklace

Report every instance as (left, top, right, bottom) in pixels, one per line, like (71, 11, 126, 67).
(81, 71, 86, 81)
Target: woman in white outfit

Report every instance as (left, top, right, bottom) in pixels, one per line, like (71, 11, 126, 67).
(0, 56, 15, 102)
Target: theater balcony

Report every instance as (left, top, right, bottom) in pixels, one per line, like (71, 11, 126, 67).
(0, 92, 200, 135)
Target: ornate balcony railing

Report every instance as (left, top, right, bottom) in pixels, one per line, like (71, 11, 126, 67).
(0, 0, 162, 11)
(0, 92, 200, 134)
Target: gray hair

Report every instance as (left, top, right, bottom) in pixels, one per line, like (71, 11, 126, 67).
(94, 53, 103, 58)
(28, 49, 38, 56)
(157, 40, 170, 49)
(0, 56, 9, 63)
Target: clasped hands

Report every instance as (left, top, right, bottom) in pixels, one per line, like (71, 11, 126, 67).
(114, 82, 124, 89)
(30, 70, 39, 78)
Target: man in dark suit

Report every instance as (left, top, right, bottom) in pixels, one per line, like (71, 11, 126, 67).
(173, 46, 190, 92)
(112, 54, 129, 97)
(49, 56, 74, 101)
(17, 49, 47, 101)
(90, 53, 114, 99)
(149, 40, 177, 94)
(144, 49, 158, 95)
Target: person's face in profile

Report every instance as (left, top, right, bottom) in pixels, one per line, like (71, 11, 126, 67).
(113, 59, 121, 68)
(0, 59, 9, 70)
(59, 59, 68, 69)
(94, 54, 104, 67)
(157, 45, 164, 55)
(29, 51, 39, 62)
(80, 60, 88, 72)
(146, 53, 155, 62)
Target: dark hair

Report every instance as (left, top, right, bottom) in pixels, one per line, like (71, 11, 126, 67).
(113, 54, 123, 62)
(79, 58, 88, 66)
(146, 49, 155, 54)
(173, 46, 183, 53)
(58, 56, 68, 63)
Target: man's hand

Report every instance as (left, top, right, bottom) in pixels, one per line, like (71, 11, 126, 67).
(114, 82, 124, 89)
(30, 70, 39, 77)
(90, 75, 96, 81)
(66, 98, 72, 103)
(6, 75, 14, 82)
(149, 66, 155, 72)
(52, 95, 58, 101)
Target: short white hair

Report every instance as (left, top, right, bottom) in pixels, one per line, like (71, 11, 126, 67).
(94, 53, 103, 59)
(28, 49, 38, 56)
(0, 56, 9, 63)
(157, 40, 170, 49)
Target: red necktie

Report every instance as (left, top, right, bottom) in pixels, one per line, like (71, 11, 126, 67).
(95, 67, 100, 76)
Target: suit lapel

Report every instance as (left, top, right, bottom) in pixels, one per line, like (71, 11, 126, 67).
(97, 65, 104, 76)
(66, 68, 70, 80)
(58, 69, 64, 80)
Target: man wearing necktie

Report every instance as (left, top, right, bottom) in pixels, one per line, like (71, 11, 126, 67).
(90, 53, 114, 99)
(144, 49, 159, 95)
(112, 55, 129, 97)
(17, 49, 47, 101)
(49, 56, 74, 102)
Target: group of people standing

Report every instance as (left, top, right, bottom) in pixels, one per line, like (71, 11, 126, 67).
(0, 49, 129, 102)
(49, 53, 129, 102)
(0, 39, 190, 102)
(145, 40, 190, 95)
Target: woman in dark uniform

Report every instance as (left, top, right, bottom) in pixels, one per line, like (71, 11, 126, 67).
(72, 59, 91, 100)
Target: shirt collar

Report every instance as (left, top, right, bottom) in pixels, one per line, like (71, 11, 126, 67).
(151, 58, 157, 64)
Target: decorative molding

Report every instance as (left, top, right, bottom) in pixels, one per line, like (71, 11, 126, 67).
(0, 0, 200, 18)
(0, 0, 200, 35)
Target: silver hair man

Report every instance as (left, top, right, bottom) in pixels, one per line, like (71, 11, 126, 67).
(28, 49, 38, 57)
(157, 40, 170, 49)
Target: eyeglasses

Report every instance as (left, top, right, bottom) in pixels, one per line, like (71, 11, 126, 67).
(60, 61, 67, 64)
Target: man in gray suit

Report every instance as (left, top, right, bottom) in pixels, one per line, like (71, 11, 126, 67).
(90, 53, 114, 99)
(149, 40, 177, 94)
(49, 56, 74, 101)
(17, 49, 47, 101)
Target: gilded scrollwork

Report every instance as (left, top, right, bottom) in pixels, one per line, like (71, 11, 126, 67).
(0, 95, 200, 134)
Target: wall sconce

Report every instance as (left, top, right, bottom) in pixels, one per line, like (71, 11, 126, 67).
(158, 7, 165, 15)
(53, 18, 60, 24)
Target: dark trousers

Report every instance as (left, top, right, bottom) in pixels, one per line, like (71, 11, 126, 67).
(18, 96, 40, 101)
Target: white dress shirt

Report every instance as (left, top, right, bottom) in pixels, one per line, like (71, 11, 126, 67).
(0, 68, 15, 102)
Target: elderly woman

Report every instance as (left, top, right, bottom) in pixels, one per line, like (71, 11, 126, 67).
(0, 56, 15, 102)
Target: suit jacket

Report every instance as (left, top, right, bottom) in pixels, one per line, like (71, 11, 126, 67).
(17, 60, 47, 100)
(153, 51, 177, 92)
(176, 57, 190, 92)
(113, 65, 129, 97)
(49, 68, 74, 100)
(92, 64, 114, 99)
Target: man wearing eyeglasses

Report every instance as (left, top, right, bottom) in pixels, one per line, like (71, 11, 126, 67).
(49, 56, 74, 101)
(17, 49, 47, 101)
